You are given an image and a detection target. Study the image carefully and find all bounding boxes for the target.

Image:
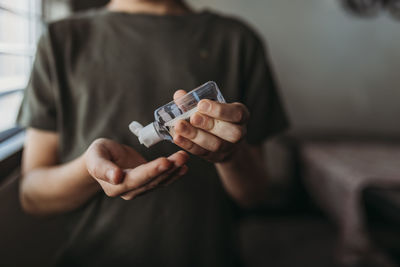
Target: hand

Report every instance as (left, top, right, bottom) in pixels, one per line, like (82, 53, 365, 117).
(85, 138, 189, 200)
(172, 90, 250, 163)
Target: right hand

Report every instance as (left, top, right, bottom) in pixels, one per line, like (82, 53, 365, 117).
(85, 138, 189, 200)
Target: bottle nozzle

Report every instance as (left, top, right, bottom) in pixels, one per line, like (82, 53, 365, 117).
(129, 121, 163, 148)
(129, 121, 144, 137)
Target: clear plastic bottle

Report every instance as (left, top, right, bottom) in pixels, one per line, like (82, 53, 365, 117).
(129, 81, 225, 148)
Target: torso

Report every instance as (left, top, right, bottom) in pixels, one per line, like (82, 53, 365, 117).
(49, 9, 254, 266)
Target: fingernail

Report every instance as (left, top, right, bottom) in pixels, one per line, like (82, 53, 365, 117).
(106, 169, 115, 182)
(199, 101, 210, 112)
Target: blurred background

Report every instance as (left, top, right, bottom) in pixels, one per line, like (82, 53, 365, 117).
(0, 0, 399, 266)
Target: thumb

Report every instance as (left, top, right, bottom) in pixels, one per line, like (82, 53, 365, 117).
(173, 89, 187, 101)
(85, 141, 123, 185)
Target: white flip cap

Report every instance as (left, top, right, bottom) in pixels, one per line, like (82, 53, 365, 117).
(129, 121, 163, 148)
(129, 121, 144, 136)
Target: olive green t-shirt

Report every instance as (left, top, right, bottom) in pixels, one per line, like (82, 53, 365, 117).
(18, 9, 288, 267)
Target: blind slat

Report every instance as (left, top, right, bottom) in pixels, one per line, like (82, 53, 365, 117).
(0, 76, 28, 92)
(0, 0, 42, 143)
(0, 43, 35, 56)
(0, 88, 24, 99)
(0, 4, 41, 19)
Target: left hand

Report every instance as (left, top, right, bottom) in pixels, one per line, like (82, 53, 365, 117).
(172, 90, 250, 163)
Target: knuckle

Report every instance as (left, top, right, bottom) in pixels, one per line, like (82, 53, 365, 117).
(148, 158, 168, 177)
(157, 157, 169, 167)
(205, 116, 214, 130)
(212, 103, 222, 117)
(210, 139, 222, 152)
(191, 113, 202, 127)
(175, 137, 183, 147)
(173, 135, 183, 146)
(176, 120, 189, 134)
(185, 140, 195, 151)
(198, 114, 207, 128)
(155, 157, 171, 173)
(188, 127, 198, 140)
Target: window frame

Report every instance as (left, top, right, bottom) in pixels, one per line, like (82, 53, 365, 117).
(0, 0, 44, 177)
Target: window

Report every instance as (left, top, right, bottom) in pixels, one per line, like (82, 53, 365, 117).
(0, 0, 42, 160)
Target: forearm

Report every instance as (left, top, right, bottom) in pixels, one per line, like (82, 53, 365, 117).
(20, 154, 101, 215)
(215, 142, 268, 207)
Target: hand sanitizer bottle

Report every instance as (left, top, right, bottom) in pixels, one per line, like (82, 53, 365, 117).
(129, 81, 225, 148)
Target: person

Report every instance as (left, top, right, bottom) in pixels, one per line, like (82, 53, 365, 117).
(17, 0, 288, 266)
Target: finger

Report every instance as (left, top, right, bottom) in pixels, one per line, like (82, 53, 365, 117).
(174, 120, 226, 153)
(162, 165, 189, 187)
(86, 142, 123, 185)
(120, 164, 187, 200)
(101, 149, 190, 197)
(100, 139, 146, 169)
(122, 157, 174, 191)
(190, 112, 246, 143)
(117, 144, 147, 168)
(173, 90, 187, 101)
(197, 100, 250, 124)
(173, 90, 189, 113)
(120, 168, 176, 200)
(173, 135, 209, 156)
(167, 150, 190, 167)
(173, 135, 232, 162)
(120, 149, 187, 192)
(99, 157, 174, 197)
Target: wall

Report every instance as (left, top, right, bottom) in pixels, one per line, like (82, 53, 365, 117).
(188, 0, 400, 137)
(43, 0, 70, 20)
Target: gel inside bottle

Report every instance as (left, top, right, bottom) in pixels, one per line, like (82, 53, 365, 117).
(129, 81, 225, 148)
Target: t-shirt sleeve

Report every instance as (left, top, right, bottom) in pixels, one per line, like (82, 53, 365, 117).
(241, 33, 289, 145)
(17, 30, 58, 132)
